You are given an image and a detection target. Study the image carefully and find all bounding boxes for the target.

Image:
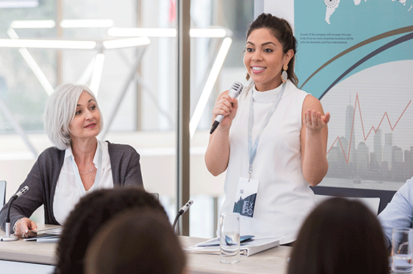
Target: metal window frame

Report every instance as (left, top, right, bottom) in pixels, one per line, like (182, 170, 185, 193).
(177, 0, 191, 236)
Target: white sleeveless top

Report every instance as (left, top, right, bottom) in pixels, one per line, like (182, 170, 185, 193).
(219, 80, 316, 244)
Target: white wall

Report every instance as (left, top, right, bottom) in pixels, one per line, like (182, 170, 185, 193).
(256, 0, 294, 29)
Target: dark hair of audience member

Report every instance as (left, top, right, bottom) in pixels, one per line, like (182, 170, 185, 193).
(288, 197, 389, 274)
(54, 187, 167, 274)
(84, 208, 186, 274)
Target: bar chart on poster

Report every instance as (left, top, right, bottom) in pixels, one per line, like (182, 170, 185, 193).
(294, 0, 413, 191)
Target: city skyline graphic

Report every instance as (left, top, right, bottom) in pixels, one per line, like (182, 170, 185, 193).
(294, 0, 413, 190)
(327, 93, 412, 164)
(325, 92, 413, 186)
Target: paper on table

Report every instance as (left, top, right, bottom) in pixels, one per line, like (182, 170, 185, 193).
(195, 235, 254, 247)
(185, 237, 280, 257)
(25, 236, 59, 243)
(24, 235, 59, 242)
(23, 227, 62, 243)
(36, 227, 62, 235)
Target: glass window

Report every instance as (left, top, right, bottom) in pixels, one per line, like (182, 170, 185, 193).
(0, 0, 254, 238)
(189, 0, 253, 238)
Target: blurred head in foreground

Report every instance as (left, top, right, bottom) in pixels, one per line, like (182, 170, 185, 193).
(54, 187, 166, 274)
(84, 208, 186, 274)
(288, 197, 389, 274)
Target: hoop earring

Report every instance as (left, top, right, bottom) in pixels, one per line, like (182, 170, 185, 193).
(246, 73, 250, 81)
(281, 64, 288, 83)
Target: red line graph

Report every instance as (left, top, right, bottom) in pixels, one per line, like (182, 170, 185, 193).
(327, 93, 412, 164)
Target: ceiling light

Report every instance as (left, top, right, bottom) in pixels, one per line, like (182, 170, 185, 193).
(108, 28, 176, 37)
(190, 37, 232, 138)
(108, 27, 228, 38)
(60, 19, 114, 28)
(103, 37, 150, 49)
(0, 39, 96, 49)
(10, 20, 55, 29)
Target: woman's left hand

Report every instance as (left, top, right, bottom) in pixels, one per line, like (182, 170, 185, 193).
(304, 110, 330, 133)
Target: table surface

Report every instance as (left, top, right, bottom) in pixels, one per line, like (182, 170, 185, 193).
(0, 224, 291, 274)
(181, 237, 291, 274)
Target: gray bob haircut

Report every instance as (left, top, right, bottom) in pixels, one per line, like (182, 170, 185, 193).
(43, 83, 103, 150)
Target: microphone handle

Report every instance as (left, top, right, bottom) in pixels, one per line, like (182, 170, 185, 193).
(2, 196, 18, 239)
(6, 186, 29, 223)
(6, 196, 17, 223)
(210, 120, 220, 134)
(172, 212, 181, 233)
(214, 114, 224, 123)
(210, 92, 239, 134)
(215, 90, 239, 123)
(2, 186, 29, 239)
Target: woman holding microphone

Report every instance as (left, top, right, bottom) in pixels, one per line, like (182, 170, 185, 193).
(205, 13, 329, 244)
(0, 83, 143, 237)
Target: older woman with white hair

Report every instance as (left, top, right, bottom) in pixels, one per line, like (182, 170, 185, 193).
(0, 83, 143, 237)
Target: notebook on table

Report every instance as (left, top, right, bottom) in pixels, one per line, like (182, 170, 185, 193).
(185, 237, 280, 257)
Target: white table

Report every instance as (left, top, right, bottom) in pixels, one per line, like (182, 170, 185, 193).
(0, 224, 56, 273)
(181, 237, 291, 274)
(0, 225, 291, 274)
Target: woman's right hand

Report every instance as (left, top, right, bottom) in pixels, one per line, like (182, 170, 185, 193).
(14, 217, 37, 237)
(212, 91, 239, 131)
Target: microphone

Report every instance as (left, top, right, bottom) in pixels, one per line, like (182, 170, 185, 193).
(1, 186, 29, 242)
(172, 200, 194, 233)
(210, 81, 244, 134)
(12, 186, 29, 199)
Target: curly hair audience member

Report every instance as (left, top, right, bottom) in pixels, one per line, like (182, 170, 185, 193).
(84, 209, 186, 274)
(288, 197, 389, 274)
(54, 187, 166, 274)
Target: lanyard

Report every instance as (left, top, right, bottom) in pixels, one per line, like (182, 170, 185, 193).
(71, 142, 102, 193)
(248, 83, 286, 181)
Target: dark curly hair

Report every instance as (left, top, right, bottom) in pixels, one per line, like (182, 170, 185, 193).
(54, 187, 166, 274)
(288, 197, 389, 274)
(84, 208, 186, 274)
(246, 13, 298, 85)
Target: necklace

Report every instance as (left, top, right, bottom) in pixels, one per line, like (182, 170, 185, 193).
(79, 167, 95, 175)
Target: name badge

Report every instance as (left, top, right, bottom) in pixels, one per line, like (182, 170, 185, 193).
(233, 177, 259, 218)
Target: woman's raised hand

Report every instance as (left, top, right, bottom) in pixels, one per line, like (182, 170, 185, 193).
(14, 217, 37, 237)
(304, 110, 330, 133)
(212, 92, 239, 130)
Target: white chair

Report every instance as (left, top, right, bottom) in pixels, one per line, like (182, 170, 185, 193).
(311, 186, 396, 216)
(0, 181, 6, 206)
(314, 194, 380, 215)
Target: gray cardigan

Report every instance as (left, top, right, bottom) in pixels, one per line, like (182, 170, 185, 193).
(0, 141, 143, 231)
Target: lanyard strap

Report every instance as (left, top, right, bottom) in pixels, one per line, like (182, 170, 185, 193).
(248, 83, 286, 181)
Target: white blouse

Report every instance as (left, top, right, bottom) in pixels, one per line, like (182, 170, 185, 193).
(219, 80, 316, 244)
(53, 140, 113, 225)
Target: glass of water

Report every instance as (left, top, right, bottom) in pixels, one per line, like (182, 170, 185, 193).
(219, 212, 240, 264)
(392, 228, 413, 273)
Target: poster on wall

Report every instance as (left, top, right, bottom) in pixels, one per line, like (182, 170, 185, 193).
(294, 0, 413, 191)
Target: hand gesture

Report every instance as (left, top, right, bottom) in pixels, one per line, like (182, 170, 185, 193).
(304, 110, 330, 134)
(212, 92, 238, 130)
(14, 217, 37, 238)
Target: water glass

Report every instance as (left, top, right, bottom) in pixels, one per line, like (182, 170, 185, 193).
(392, 228, 413, 273)
(219, 212, 240, 264)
